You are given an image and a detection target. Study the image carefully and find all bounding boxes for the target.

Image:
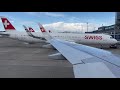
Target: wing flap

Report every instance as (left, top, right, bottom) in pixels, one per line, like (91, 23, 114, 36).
(73, 62, 116, 78)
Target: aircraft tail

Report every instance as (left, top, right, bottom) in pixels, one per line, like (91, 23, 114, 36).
(0, 17, 16, 31)
(38, 23, 47, 33)
(23, 25, 46, 40)
(38, 23, 52, 41)
(29, 27, 35, 32)
(23, 25, 33, 36)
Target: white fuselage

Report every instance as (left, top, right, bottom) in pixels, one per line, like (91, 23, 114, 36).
(0, 31, 45, 43)
(0, 31, 117, 46)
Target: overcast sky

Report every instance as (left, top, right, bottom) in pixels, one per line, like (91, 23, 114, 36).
(0, 12, 115, 33)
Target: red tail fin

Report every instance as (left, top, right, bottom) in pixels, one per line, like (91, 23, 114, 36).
(38, 23, 52, 40)
(38, 23, 46, 32)
(1, 17, 15, 30)
(29, 27, 35, 32)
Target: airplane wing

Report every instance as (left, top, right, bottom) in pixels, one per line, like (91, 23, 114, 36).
(49, 38, 120, 78)
(30, 23, 120, 78)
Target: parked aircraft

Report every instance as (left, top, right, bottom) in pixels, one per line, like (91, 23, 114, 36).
(25, 23, 118, 48)
(0, 17, 118, 48)
(0, 17, 45, 44)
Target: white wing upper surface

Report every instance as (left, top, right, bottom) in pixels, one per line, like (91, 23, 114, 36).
(49, 38, 120, 78)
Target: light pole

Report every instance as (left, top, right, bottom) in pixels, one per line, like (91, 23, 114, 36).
(87, 22, 88, 32)
(81, 24, 83, 33)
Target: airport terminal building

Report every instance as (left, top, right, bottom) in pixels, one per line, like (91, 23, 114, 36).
(92, 24, 115, 34)
(85, 12, 120, 40)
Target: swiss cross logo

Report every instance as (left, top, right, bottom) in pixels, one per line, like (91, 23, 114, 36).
(4, 20, 10, 28)
(29, 28, 34, 32)
(40, 27, 46, 32)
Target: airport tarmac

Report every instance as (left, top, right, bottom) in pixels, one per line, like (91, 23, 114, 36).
(0, 37, 74, 78)
(0, 37, 120, 78)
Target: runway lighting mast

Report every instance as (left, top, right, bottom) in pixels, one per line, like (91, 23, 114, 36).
(86, 22, 88, 32)
(81, 24, 83, 33)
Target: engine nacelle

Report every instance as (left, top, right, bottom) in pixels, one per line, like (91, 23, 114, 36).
(42, 44, 54, 49)
(23, 42, 35, 44)
(48, 52, 66, 60)
(45, 41, 50, 44)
